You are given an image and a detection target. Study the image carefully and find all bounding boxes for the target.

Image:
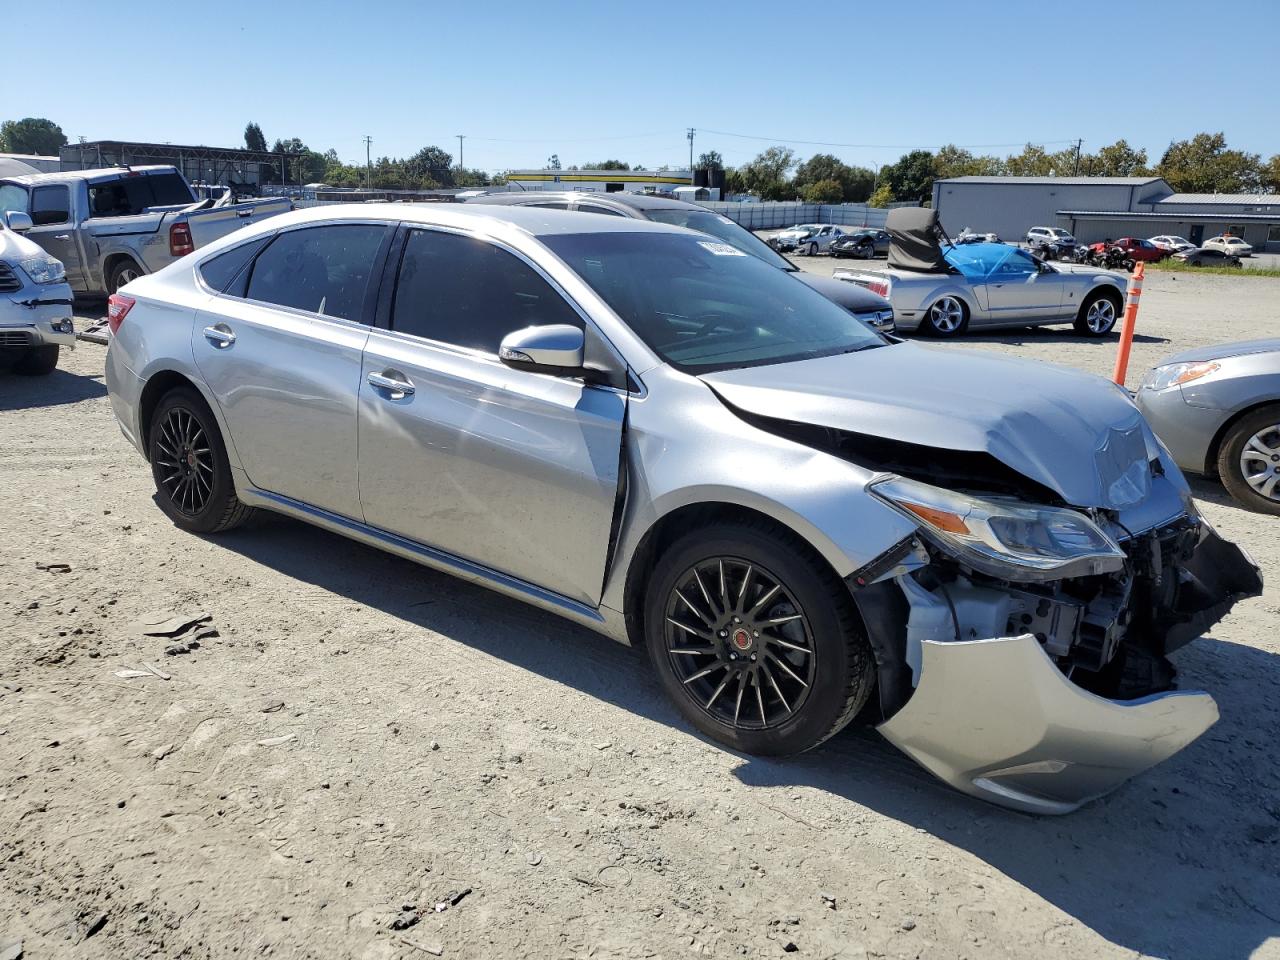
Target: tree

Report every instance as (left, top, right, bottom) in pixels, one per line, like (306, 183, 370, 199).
(1263, 154, 1280, 193)
(738, 146, 797, 201)
(867, 184, 894, 208)
(546, 154, 561, 170)
(881, 149, 935, 202)
(407, 145, 454, 186)
(802, 178, 844, 204)
(1156, 132, 1263, 193)
(1085, 139, 1150, 177)
(792, 153, 874, 203)
(933, 144, 1004, 180)
(696, 150, 724, 172)
(581, 159, 629, 170)
(0, 117, 67, 157)
(243, 122, 267, 153)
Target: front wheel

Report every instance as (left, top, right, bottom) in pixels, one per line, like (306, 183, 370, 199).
(806, 242, 818, 256)
(149, 387, 255, 533)
(14, 344, 59, 376)
(921, 295, 969, 337)
(644, 520, 875, 756)
(1073, 291, 1121, 336)
(1217, 405, 1280, 516)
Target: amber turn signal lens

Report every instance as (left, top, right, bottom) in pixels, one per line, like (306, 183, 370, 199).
(899, 501, 970, 535)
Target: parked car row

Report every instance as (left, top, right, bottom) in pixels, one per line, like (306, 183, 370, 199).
(1022, 225, 1255, 267)
(100, 200, 1262, 815)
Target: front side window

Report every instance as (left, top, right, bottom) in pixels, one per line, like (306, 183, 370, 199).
(30, 185, 70, 226)
(391, 229, 581, 353)
(543, 231, 883, 374)
(245, 224, 387, 321)
(0, 184, 28, 215)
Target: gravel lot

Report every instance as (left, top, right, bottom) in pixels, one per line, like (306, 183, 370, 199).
(2, 265, 1279, 960)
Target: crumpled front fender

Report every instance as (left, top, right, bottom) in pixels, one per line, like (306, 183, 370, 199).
(877, 634, 1218, 815)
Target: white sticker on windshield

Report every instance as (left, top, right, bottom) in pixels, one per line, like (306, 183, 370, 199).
(697, 241, 746, 256)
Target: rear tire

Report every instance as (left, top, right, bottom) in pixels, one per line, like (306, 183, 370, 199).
(14, 344, 59, 376)
(107, 259, 144, 294)
(806, 242, 818, 256)
(1217, 405, 1280, 516)
(149, 387, 254, 533)
(1073, 290, 1121, 336)
(921, 296, 969, 337)
(644, 518, 875, 756)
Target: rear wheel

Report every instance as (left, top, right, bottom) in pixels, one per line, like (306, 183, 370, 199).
(14, 344, 59, 376)
(921, 295, 969, 337)
(149, 387, 254, 533)
(644, 520, 875, 756)
(1073, 290, 1121, 336)
(107, 259, 143, 294)
(806, 242, 818, 256)
(1217, 405, 1280, 516)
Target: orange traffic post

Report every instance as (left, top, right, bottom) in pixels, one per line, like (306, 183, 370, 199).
(1112, 261, 1145, 386)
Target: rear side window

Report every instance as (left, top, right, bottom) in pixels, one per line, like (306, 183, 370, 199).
(391, 229, 581, 353)
(198, 237, 270, 296)
(31, 185, 70, 225)
(245, 224, 387, 322)
(575, 203, 626, 217)
(89, 172, 195, 217)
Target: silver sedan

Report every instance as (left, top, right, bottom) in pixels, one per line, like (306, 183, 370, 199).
(104, 204, 1259, 813)
(1136, 338, 1280, 514)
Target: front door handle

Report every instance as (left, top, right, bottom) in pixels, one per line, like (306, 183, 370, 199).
(367, 370, 415, 398)
(203, 324, 236, 348)
(53, 234, 71, 241)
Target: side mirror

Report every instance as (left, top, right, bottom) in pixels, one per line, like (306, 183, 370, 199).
(499, 324, 585, 375)
(4, 211, 33, 233)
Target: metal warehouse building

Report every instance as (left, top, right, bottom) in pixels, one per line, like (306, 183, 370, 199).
(933, 176, 1280, 252)
(506, 168, 692, 193)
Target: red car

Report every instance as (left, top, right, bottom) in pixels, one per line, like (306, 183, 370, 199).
(1087, 237, 1168, 262)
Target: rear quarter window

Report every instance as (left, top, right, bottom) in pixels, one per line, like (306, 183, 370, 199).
(198, 237, 271, 296)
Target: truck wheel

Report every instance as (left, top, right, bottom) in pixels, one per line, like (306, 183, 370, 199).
(14, 345, 59, 376)
(1217, 405, 1280, 516)
(108, 259, 144, 294)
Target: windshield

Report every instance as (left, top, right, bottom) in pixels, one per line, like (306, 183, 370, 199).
(1048, 228, 1071, 238)
(644, 208, 795, 271)
(543, 231, 884, 373)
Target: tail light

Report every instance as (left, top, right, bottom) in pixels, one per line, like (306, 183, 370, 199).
(169, 221, 194, 257)
(107, 294, 135, 334)
(865, 278, 891, 298)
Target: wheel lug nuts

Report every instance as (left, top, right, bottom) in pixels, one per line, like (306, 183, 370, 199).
(750, 653, 757, 661)
(729, 653, 737, 660)
(733, 616, 741, 623)
(719, 630, 728, 638)
(753, 631, 760, 638)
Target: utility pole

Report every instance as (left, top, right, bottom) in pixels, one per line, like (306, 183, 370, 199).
(457, 135, 465, 174)
(364, 135, 373, 192)
(687, 127, 695, 179)
(1073, 138, 1083, 176)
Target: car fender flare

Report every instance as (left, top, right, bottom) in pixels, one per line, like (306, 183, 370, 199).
(135, 358, 245, 474)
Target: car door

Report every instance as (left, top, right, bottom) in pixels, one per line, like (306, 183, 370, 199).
(357, 225, 626, 606)
(24, 184, 87, 291)
(192, 221, 392, 520)
(979, 246, 1062, 322)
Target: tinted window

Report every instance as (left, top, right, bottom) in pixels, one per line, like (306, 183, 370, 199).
(392, 229, 581, 353)
(543, 231, 882, 373)
(576, 204, 626, 217)
(89, 172, 195, 217)
(246, 224, 386, 321)
(529, 201, 570, 210)
(30, 186, 70, 226)
(198, 237, 271, 295)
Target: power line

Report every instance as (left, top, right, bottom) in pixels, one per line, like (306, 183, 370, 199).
(697, 127, 1082, 150)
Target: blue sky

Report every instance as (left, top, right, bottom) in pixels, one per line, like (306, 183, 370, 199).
(9, 0, 1278, 172)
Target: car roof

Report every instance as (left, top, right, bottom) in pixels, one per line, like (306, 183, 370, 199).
(465, 190, 703, 213)
(1, 165, 178, 186)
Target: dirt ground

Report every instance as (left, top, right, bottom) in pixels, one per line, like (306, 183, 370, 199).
(2, 266, 1278, 960)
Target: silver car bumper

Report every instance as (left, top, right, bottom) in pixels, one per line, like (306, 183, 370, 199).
(878, 633, 1218, 815)
(1, 312, 76, 351)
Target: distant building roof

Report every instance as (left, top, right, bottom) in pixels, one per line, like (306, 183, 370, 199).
(939, 176, 1167, 186)
(1057, 209, 1280, 221)
(1154, 193, 1280, 206)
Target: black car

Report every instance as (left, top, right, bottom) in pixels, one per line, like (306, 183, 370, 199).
(830, 229, 891, 259)
(1172, 247, 1243, 267)
(465, 191, 895, 332)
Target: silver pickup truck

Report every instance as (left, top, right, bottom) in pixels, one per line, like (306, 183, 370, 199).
(0, 165, 291, 296)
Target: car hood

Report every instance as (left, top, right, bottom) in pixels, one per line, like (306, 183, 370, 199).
(0, 226, 53, 263)
(1159, 337, 1280, 364)
(794, 272, 892, 312)
(700, 342, 1154, 509)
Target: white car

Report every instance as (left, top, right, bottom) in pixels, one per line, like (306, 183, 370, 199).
(1, 211, 76, 375)
(1203, 235, 1253, 257)
(1148, 235, 1196, 253)
(773, 223, 844, 255)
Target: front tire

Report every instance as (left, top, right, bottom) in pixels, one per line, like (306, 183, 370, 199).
(921, 296, 969, 337)
(644, 519, 875, 756)
(14, 344, 59, 376)
(1073, 290, 1121, 336)
(806, 242, 818, 256)
(1217, 405, 1280, 516)
(149, 387, 254, 533)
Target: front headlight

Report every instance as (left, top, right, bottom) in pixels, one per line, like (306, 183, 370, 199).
(870, 475, 1126, 582)
(19, 256, 67, 285)
(1139, 361, 1219, 392)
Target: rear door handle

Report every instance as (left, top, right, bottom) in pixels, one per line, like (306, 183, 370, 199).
(54, 234, 71, 240)
(203, 324, 236, 348)
(367, 370, 415, 398)
(236, 209, 253, 218)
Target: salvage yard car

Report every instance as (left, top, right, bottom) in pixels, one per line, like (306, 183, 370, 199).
(836, 207, 1128, 337)
(0, 165, 291, 297)
(104, 203, 1261, 814)
(467, 191, 894, 332)
(1203, 234, 1253, 258)
(829, 229, 891, 259)
(771, 223, 843, 255)
(0, 210, 75, 375)
(1172, 247, 1242, 268)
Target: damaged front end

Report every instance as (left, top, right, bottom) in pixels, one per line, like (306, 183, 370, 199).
(850, 482, 1261, 815)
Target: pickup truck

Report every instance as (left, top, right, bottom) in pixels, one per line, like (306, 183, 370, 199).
(0, 165, 291, 296)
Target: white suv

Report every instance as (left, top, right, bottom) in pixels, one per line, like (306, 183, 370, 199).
(1203, 235, 1253, 257)
(1024, 226, 1077, 253)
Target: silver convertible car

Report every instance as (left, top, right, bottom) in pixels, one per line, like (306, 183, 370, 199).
(105, 205, 1260, 813)
(836, 208, 1129, 338)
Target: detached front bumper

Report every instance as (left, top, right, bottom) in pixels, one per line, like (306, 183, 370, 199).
(878, 634, 1218, 814)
